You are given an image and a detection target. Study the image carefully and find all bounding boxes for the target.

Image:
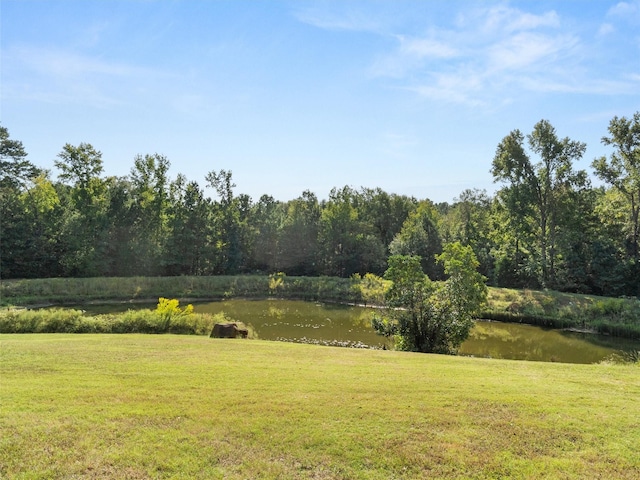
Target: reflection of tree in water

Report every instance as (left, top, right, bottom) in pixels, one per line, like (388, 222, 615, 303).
(350, 309, 377, 329)
(268, 306, 285, 319)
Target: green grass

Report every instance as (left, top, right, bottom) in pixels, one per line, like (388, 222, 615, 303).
(0, 275, 360, 306)
(484, 287, 640, 339)
(1, 334, 639, 479)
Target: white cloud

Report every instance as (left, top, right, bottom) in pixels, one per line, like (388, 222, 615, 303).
(296, 2, 639, 108)
(408, 71, 486, 107)
(2, 44, 181, 110)
(293, 6, 382, 32)
(487, 32, 578, 71)
(598, 23, 616, 36)
(457, 5, 560, 34)
(369, 34, 459, 79)
(398, 36, 459, 59)
(12, 46, 149, 78)
(607, 0, 640, 18)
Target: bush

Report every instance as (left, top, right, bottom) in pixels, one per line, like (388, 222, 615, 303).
(0, 302, 221, 336)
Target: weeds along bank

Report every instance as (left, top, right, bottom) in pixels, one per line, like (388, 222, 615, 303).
(1, 275, 639, 339)
(0, 275, 365, 305)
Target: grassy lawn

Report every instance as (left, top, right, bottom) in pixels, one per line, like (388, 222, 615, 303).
(1, 335, 638, 479)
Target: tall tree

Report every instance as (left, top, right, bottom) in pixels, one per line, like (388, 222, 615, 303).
(249, 195, 285, 272)
(0, 125, 40, 189)
(54, 143, 109, 276)
(491, 120, 587, 288)
(278, 190, 321, 276)
(355, 187, 416, 253)
(164, 175, 212, 275)
(129, 153, 171, 275)
(318, 186, 386, 277)
(591, 112, 640, 285)
(206, 169, 247, 274)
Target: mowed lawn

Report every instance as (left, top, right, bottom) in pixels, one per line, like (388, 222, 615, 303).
(1, 335, 638, 479)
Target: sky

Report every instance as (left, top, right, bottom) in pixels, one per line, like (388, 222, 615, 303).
(2, 0, 639, 203)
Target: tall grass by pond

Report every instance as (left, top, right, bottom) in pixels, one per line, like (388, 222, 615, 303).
(0, 306, 227, 335)
(1, 334, 638, 479)
(2, 275, 639, 338)
(0, 297, 254, 337)
(0, 275, 361, 305)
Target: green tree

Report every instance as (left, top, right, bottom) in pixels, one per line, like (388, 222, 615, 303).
(54, 143, 110, 276)
(591, 112, 640, 290)
(164, 175, 213, 275)
(0, 125, 48, 278)
(491, 120, 587, 288)
(373, 243, 487, 354)
(129, 153, 171, 275)
(439, 189, 494, 280)
(206, 169, 250, 274)
(249, 195, 285, 272)
(0, 125, 40, 189)
(278, 190, 321, 275)
(389, 201, 443, 280)
(102, 176, 137, 276)
(355, 187, 416, 254)
(318, 186, 386, 277)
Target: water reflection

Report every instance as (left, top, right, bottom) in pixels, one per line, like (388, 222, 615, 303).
(70, 299, 639, 363)
(459, 321, 617, 363)
(194, 299, 639, 364)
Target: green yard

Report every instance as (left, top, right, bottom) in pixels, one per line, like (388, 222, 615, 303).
(1, 334, 638, 479)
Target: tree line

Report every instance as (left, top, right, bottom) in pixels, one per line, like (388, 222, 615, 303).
(1, 114, 638, 297)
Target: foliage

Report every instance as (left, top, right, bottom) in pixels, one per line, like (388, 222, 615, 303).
(374, 243, 488, 354)
(352, 272, 389, 306)
(592, 112, 640, 295)
(268, 272, 286, 294)
(491, 119, 588, 289)
(2, 114, 640, 297)
(155, 297, 194, 329)
(0, 304, 216, 335)
(389, 200, 443, 280)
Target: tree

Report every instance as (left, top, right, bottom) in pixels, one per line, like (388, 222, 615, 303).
(389, 201, 443, 280)
(164, 175, 213, 275)
(0, 124, 40, 189)
(356, 188, 416, 254)
(592, 112, 640, 281)
(491, 120, 587, 288)
(206, 169, 253, 274)
(373, 243, 487, 354)
(0, 125, 47, 278)
(278, 190, 321, 275)
(54, 143, 110, 276)
(318, 186, 386, 277)
(439, 189, 494, 280)
(249, 194, 285, 272)
(129, 153, 171, 275)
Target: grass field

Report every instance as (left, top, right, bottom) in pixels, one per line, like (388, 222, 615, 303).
(1, 335, 638, 479)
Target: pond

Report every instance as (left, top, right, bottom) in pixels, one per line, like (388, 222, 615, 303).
(192, 299, 640, 364)
(76, 299, 640, 364)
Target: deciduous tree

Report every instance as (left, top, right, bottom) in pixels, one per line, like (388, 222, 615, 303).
(491, 120, 587, 288)
(373, 243, 487, 354)
(592, 112, 640, 285)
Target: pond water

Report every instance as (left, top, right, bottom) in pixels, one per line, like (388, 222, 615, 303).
(192, 299, 640, 364)
(76, 299, 640, 364)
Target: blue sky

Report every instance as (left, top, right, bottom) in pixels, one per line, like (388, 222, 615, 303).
(2, 0, 639, 203)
